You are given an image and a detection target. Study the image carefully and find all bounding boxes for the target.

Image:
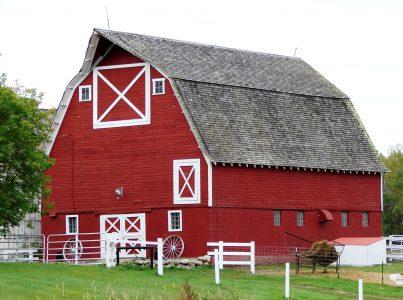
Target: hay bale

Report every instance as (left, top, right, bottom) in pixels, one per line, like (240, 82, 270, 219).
(302, 240, 338, 267)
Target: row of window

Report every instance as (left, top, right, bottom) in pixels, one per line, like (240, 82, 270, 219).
(78, 78, 165, 102)
(66, 210, 370, 235)
(273, 210, 369, 227)
(65, 210, 182, 234)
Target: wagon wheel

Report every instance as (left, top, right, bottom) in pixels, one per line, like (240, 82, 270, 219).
(162, 235, 184, 259)
(63, 238, 83, 262)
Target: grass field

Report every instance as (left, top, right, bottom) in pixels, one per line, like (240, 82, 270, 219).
(0, 262, 401, 299)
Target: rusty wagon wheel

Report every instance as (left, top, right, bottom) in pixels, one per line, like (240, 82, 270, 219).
(162, 235, 184, 259)
(63, 238, 83, 263)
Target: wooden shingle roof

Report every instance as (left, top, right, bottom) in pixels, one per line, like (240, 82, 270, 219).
(47, 29, 386, 173)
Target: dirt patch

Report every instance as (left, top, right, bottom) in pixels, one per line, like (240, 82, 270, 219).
(256, 268, 398, 286)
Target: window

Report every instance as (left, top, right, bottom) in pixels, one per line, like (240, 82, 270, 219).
(168, 210, 182, 232)
(274, 209, 281, 226)
(79, 85, 91, 101)
(297, 210, 304, 226)
(341, 211, 348, 227)
(362, 211, 369, 227)
(152, 78, 165, 95)
(66, 215, 79, 234)
(173, 159, 200, 204)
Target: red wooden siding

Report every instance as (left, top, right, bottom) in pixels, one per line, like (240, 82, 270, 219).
(42, 46, 210, 256)
(211, 165, 382, 246)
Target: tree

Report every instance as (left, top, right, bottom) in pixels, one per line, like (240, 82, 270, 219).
(0, 77, 53, 235)
(381, 145, 403, 235)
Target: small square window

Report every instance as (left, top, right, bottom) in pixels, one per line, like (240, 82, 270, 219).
(362, 211, 369, 227)
(79, 85, 92, 101)
(274, 209, 281, 226)
(66, 215, 79, 234)
(297, 210, 304, 227)
(152, 78, 165, 95)
(341, 211, 348, 227)
(168, 210, 182, 232)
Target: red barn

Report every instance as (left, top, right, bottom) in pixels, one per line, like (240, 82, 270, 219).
(43, 29, 386, 258)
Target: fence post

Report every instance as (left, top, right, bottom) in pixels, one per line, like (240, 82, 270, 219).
(250, 241, 255, 274)
(74, 233, 79, 265)
(46, 235, 49, 263)
(42, 234, 46, 263)
(214, 249, 220, 285)
(218, 241, 224, 269)
(157, 238, 163, 276)
(358, 279, 363, 300)
(106, 237, 114, 268)
(285, 262, 290, 299)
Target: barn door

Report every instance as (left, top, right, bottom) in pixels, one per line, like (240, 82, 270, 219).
(100, 213, 146, 258)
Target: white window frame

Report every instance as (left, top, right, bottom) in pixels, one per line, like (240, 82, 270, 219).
(274, 209, 281, 226)
(152, 78, 165, 95)
(297, 210, 304, 227)
(93, 63, 150, 129)
(66, 215, 79, 234)
(173, 159, 201, 204)
(362, 211, 369, 227)
(341, 211, 348, 227)
(79, 85, 92, 102)
(168, 210, 182, 232)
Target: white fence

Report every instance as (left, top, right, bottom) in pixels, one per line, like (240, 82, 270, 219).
(0, 234, 45, 262)
(105, 237, 164, 275)
(386, 235, 403, 261)
(46, 232, 105, 264)
(45, 232, 164, 275)
(207, 241, 255, 284)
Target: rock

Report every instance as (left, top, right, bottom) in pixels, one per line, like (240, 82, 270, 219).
(180, 259, 190, 265)
(181, 265, 192, 269)
(198, 255, 211, 262)
(193, 260, 203, 266)
(390, 274, 403, 286)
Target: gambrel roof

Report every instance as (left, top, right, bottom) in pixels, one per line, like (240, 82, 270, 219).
(47, 29, 386, 172)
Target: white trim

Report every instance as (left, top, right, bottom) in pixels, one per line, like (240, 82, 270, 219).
(95, 63, 146, 70)
(152, 78, 165, 95)
(381, 173, 384, 212)
(79, 85, 92, 102)
(168, 210, 182, 232)
(173, 159, 201, 204)
(65, 215, 79, 234)
(93, 63, 151, 129)
(203, 155, 213, 207)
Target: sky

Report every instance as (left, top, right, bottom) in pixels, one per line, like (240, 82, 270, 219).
(0, 0, 402, 155)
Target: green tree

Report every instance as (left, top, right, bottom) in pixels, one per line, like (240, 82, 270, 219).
(0, 78, 53, 235)
(381, 145, 403, 235)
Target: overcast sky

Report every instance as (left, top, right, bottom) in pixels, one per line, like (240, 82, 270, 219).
(0, 0, 402, 155)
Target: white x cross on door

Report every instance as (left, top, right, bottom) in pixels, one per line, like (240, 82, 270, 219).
(93, 63, 150, 129)
(100, 213, 146, 258)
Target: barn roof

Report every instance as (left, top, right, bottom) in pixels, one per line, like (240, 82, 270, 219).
(47, 29, 386, 173)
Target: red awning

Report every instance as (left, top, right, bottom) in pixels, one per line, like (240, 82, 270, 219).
(318, 209, 334, 223)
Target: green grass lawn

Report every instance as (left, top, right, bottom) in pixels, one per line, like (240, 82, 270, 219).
(0, 262, 401, 299)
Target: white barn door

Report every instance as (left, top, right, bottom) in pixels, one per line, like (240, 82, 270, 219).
(100, 213, 146, 258)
